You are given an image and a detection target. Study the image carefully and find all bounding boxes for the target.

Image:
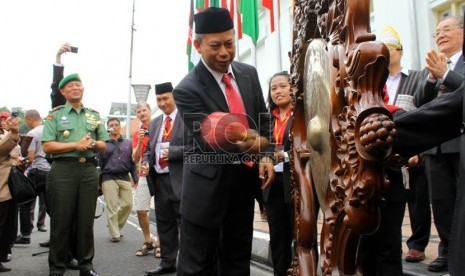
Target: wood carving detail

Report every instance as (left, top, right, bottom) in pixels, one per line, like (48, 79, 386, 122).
(288, 0, 397, 275)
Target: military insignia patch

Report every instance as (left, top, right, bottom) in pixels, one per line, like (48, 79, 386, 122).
(60, 116, 70, 126)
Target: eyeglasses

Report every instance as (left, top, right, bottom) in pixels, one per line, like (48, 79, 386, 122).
(433, 26, 463, 38)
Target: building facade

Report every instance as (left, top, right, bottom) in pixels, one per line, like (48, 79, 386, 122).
(238, 0, 465, 101)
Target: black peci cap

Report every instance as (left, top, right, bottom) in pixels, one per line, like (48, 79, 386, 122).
(194, 7, 234, 34)
(155, 82, 173, 95)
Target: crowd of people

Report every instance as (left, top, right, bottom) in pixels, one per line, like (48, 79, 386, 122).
(0, 6, 464, 276)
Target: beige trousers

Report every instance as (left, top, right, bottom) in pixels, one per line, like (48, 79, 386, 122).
(102, 179, 133, 238)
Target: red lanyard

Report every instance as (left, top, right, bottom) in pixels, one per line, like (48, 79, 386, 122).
(273, 112, 290, 145)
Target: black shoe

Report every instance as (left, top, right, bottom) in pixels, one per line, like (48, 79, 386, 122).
(0, 253, 11, 263)
(39, 240, 50, 247)
(80, 269, 99, 276)
(38, 225, 47, 232)
(66, 258, 79, 270)
(14, 235, 30, 244)
(428, 256, 448, 272)
(146, 266, 176, 275)
(0, 263, 11, 272)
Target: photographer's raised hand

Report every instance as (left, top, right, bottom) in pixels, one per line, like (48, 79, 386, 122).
(56, 42, 71, 64)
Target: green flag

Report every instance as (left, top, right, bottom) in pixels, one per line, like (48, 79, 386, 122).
(240, 0, 259, 45)
(210, 0, 220, 7)
(196, 0, 205, 10)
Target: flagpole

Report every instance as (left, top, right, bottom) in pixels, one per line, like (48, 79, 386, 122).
(126, 0, 136, 138)
(273, 0, 282, 70)
(251, 43, 257, 68)
(234, 0, 240, 61)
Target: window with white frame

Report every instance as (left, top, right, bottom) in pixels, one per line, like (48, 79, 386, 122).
(441, 10, 451, 19)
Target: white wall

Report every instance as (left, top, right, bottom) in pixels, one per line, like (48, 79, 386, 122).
(372, 0, 436, 70)
(237, 0, 293, 103)
(238, 0, 442, 96)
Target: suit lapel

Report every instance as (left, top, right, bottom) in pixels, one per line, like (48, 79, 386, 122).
(395, 73, 407, 101)
(171, 113, 182, 142)
(232, 63, 255, 119)
(454, 55, 464, 74)
(153, 116, 163, 146)
(195, 62, 229, 111)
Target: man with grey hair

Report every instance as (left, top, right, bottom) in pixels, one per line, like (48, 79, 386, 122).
(414, 15, 464, 273)
(15, 110, 50, 245)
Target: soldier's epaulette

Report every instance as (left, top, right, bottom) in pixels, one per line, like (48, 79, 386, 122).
(46, 105, 64, 120)
(49, 105, 64, 113)
(85, 107, 100, 114)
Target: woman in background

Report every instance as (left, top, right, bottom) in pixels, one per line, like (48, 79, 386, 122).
(263, 72, 294, 275)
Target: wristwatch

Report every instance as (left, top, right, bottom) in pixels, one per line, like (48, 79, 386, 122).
(91, 141, 97, 151)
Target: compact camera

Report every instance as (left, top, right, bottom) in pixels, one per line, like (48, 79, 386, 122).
(70, 46, 79, 53)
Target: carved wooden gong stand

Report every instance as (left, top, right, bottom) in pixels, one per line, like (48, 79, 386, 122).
(288, 0, 397, 275)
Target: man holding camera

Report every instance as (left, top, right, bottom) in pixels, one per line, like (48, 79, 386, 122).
(132, 102, 160, 257)
(142, 82, 190, 275)
(97, 118, 137, 242)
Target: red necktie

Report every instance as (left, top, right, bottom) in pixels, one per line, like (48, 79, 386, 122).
(162, 117, 172, 142)
(222, 74, 249, 128)
(159, 117, 172, 169)
(222, 74, 253, 167)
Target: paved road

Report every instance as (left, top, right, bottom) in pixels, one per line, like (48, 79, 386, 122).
(6, 198, 272, 276)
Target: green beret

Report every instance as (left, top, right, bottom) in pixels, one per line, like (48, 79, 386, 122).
(59, 73, 81, 89)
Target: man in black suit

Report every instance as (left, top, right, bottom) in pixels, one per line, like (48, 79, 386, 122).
(393, 81, 464, 276)
(142, 82, 189, 276)
(413, 15, 464, 273)
(390, 14, 465, 276)
(172, 7, 275, 276)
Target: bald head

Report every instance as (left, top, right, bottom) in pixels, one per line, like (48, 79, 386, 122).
(25, 109, 42, 129)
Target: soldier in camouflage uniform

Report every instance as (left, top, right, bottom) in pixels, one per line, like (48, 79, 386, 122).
(42, 73, 109, 276)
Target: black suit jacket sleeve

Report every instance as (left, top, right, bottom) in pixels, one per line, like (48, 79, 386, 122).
(413, 77, 437, 107)
(50, 64, 66, 108)
(168, 145, 183, 161)
(167, 116, 193, 162)
(414, 57, 465, 107)
(394, 82, 463, 157)
(443, 69, 464, 91)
